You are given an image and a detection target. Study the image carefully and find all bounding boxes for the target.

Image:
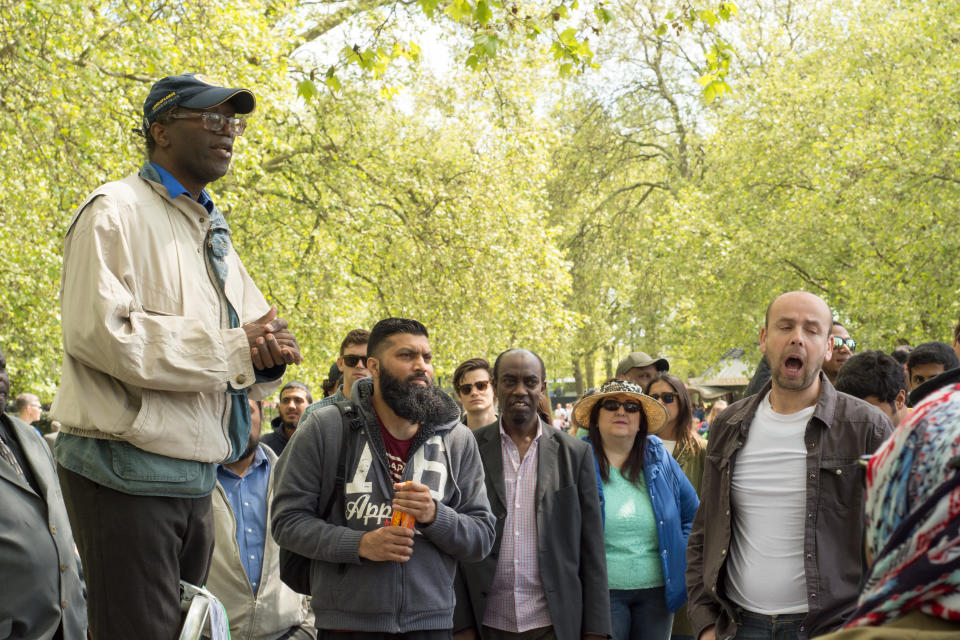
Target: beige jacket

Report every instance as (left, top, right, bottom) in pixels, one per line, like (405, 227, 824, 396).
(51, 171, 281, 463)
(208, 444, 313, 640)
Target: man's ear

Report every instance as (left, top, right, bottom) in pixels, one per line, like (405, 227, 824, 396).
(336, 356, 345, 374)
(895, 389, 907, 411)
(759, 326, 768, 356)
(366, 355, 380, 379)
(149, 122, 170, 149)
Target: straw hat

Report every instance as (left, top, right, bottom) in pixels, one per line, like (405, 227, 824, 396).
(572, 379, 668, 435)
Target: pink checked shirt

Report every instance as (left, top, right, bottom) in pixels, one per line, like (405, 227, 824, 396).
(482, 420, 553, 632)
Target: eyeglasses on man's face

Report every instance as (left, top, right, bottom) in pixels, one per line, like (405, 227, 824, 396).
(342, 354, 369, 368)
(832, 336, 857, 352)
(168, 111, 247, 136)
(459, 380, 491, 396)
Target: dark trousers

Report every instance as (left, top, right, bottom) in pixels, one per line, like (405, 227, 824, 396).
(734, 608, 805, 640)
(59, 465, 215, 640)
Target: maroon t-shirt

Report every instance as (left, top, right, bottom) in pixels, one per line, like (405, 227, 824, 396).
(376, 412, 413, 484)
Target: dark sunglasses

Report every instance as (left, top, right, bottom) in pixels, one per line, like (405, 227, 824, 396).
(650, 392, 680, 404)
(599, 399, 642, 413)
(342, 354, 369, 367)
(831, 336, 857, 352)
(459, 380, 491, 395)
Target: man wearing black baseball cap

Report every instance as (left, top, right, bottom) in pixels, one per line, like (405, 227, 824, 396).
(51, 73, 302, 639)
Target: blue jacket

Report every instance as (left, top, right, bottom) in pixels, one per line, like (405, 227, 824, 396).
(587, 435, 700, 612)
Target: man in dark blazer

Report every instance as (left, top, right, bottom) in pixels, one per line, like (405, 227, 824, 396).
(454, 348, 610, 640)
(0, 346, 87, 639)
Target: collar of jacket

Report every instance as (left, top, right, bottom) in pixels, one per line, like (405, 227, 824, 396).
(725, 371, 839, 438)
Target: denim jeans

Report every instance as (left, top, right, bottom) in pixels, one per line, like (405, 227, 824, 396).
(609, 587, 674, 640)
(734, 608, 805, 640)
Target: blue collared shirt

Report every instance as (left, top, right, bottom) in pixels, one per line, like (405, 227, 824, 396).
(216, 445, 271, 594)
(150, 162, 214, 212)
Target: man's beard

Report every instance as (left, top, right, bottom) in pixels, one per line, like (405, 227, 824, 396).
(380, 366, 451, 425)
(239, 436, 259, 461)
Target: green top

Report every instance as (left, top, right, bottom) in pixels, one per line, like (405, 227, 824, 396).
(603, 467, 664, 590)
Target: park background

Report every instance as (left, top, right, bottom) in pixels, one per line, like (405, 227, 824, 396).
(1, 0, 958, 402)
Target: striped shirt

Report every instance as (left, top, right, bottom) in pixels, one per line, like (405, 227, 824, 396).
(483, 420, 552, 632)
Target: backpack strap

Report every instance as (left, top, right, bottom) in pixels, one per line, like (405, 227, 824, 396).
(321, 401, 360, 519)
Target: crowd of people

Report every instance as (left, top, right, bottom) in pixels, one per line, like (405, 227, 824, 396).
(3, 73, 960, 640)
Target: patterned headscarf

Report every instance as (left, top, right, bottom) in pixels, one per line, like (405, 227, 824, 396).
(845, 382, 960, 628)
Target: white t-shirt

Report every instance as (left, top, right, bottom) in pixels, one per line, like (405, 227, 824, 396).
(661, 439, 676, 454)
(726, 392, 813, 615)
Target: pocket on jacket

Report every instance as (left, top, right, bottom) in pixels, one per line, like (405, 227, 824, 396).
(818, 458, 862, 510)
(124, 388, 206, 455)
(110, 439, 201, 482)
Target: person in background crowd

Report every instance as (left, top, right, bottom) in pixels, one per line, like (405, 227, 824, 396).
(816, 382, 960, 640)
(208, 398, 315, 640)
(645, 373, 707, 640)
(834, 351, 909, 428)
(43, 420, 61, 455)
(616, 352, 670, 389)
(574, 379, 698, 640)
(743, 357, 770, 398)
(908, 334, 960, 408)
(260, 380, 313, 456)
(687, 291, 893, 640)
(454, 348, 610, 640)
(906, 341, 959, 393)
(700, 400, 727, 436)
(890, 345, 913, 382)
(692, 403, 705, 423)
(261, 381, 312, 457)
(454, 358, 497, 430)
(1, 346, 87, 639)
(552, 406, 566, 430)
(822, 322, 856, 384)
(272, 317, 495, 638)
(301, 330, 370, 422)
(15, 392, 42, 425)
(320, 362, 341, 398)
(51, 73, 299, 639)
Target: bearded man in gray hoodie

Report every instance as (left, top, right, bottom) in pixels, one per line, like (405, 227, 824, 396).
(272, 317, 496, 639)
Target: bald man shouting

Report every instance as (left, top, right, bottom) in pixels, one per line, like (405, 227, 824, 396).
(686, 292, 893, 640)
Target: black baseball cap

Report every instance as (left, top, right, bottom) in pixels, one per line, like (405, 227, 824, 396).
(142, 73, 255, 132)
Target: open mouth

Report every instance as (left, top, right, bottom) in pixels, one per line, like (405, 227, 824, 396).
(784, 355, 804, 375)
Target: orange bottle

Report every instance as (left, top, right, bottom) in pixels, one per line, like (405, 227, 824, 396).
(391, 481, 416, 529)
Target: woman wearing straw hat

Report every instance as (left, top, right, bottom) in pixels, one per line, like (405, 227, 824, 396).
(572, 379, 700, 640)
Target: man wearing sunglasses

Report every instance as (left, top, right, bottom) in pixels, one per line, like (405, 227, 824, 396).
(687, 292, 892, 640)
(50, 73, 301, 639)
(453, 358, 497, 430)
(822, 322, 856, 384)
(301, 329, 371, 423)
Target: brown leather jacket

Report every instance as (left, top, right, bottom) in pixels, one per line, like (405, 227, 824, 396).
(686, 374, 893, 640)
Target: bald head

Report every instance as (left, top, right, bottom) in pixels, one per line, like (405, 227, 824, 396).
(765, 291, 832, 331)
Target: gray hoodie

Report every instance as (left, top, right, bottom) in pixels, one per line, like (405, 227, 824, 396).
(271, 377, 496, 633)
